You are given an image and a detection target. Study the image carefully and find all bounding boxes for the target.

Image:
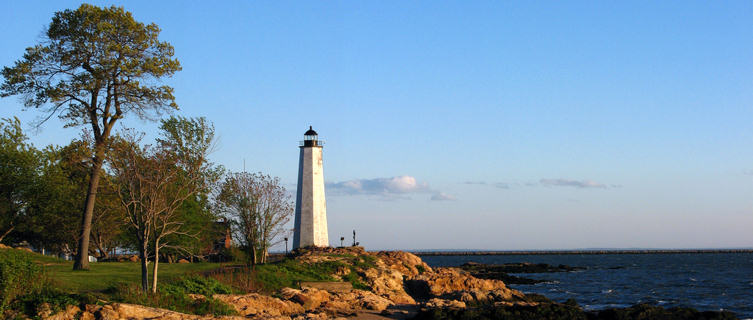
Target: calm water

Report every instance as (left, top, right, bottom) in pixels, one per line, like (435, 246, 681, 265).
(421, 253, 753, 319)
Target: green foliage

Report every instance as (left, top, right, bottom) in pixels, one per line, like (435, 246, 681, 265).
(0, 117, 40, 243)
(0, 249, 46, 313)
(415, 264, 426, 274)
(342, 271, 370, 290)
(207, 257, 374, 294)
(12, 288, 83, 318)
(161, 276, 233, 296)
(1, 4, 181, 123)
(253, 259, 338, 292)
(107, 278, 236, 317)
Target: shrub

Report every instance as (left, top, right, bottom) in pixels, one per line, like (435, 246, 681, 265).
(13, 288, 82, 317)
(106, 277, 237, 316)
(416, 264, 426, 274)
(162, 276, 234, 296)
(0, 249, 46, 312)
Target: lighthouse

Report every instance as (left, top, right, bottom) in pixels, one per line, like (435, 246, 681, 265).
(293, 126, 329, 249)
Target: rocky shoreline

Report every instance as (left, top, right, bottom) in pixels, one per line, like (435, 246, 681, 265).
(43, 247, 738, 319)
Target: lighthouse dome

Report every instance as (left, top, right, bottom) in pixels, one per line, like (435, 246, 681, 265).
(304, 126, 318, 136)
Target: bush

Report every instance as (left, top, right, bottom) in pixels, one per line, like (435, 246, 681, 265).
(0, 249, 47, 312)
(416, 264, 426, 274)
(162, 276, 234, 296)
(12, 288, 83, 318)
(106, 277, 237, 316)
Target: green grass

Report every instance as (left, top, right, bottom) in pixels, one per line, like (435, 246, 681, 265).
(4, 248, 378, 316)
(45, 260, 222, 292)
(208, 255, 377, 293)
(12, 248, 378, 295)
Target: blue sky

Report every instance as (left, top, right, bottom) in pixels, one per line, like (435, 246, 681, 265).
(2, 1, 752, 250)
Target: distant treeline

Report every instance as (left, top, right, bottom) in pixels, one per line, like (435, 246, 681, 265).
(412, 249, 753, 256)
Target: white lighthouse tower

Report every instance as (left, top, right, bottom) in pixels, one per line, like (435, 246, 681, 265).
(293, 126, 329, 249)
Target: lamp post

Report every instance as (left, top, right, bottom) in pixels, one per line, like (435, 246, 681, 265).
(284, 237, 288, 255)
(340, 237, 344, 247)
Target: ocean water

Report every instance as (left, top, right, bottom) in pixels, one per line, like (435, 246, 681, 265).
(421, 253, 753, 319)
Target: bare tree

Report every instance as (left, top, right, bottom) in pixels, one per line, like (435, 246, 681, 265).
(217, 172, 293, 265)
(109, 116, 220, 292)
(149, 117, 221, 293)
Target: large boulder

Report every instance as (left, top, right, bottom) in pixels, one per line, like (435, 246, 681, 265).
(375, 251, 432, 277)
(361, 265, 416, 304)
(214, 293, 304, 317)
(406, 267, 524, 302)
(279, 288, 331, 311)
(280, 287, 394, 314)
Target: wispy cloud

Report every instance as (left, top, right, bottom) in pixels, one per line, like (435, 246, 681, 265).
(464, 181, 509, 189)
(462, 179, 617, 189)
(539, 178, 608, 189)
(327, 176, 454, 201)
(431, 192, 457, 201)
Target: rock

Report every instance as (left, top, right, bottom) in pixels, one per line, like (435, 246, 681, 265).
(188, 293, 206, 301)
(214, 293, 304, 317)
(334, 265, 350, 277)
(425, 298, 467, 309)
(325, 290, 394, 312)
(178, 258, 190, 263)
(375, 251, 433, 277)
(405, 267, 524, 302)
(292, 312, 329, 320)
(93, 305, 119, 319)
(128, 255, 139, 262)
(36, 302, 53, 319)
(361, 265, 416, 304)
(288, 288, 331, 311)
(459, 262, 582, 284)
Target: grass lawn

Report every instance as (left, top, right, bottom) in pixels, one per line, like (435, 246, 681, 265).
(36, 255, 223, 293)
(12, 248, 374, 295)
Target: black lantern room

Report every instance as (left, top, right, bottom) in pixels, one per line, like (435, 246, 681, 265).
(302, 126, 322, 147)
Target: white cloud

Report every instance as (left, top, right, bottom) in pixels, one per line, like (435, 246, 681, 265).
(327, 176, 455, 201)
(539, 178, 608, 189)
(431, 192, 457, 201)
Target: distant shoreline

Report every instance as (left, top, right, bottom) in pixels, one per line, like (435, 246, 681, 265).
(411, 249, 753, 256)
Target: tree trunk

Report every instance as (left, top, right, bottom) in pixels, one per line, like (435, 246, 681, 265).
(249, 242, 257, 266)
(94, 235, 109, 259)
(0, 226, 15, 243)
(73, 149, 105, 270)
(139, 240, 149, 292)
(151, 240, 160, 293)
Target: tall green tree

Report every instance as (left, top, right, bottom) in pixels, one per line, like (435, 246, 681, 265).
(0, 117, 40, 243)
(1, 4, 181, 270)
(25, 140, 125, 257)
